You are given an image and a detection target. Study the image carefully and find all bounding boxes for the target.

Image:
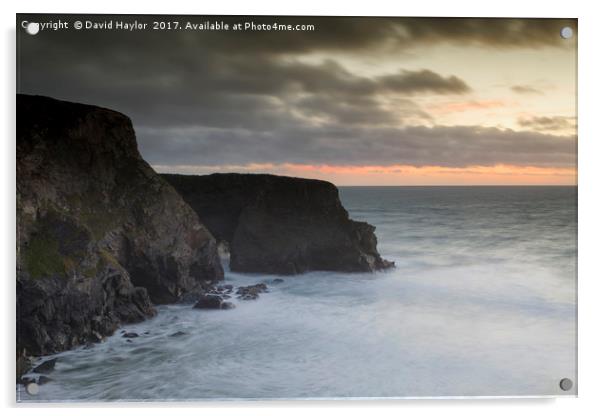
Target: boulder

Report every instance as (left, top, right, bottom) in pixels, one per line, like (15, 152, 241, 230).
(193, 295, 223, 309)
(236, 283, 268, 300)
(220, 302, 236, 310)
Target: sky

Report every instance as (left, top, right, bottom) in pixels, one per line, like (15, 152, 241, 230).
(17, 15, 577, 185)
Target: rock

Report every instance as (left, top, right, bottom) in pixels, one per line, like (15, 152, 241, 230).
(126, 339, 133, 343)
(193, 294, 236, 310)
(162, 173, 394, 274)
(37, 375, 52, 385)
(272, 278, 284, 284)
(19, 376, 35, 385)
(122, 332, 138, 338)
(16, 355, 33, 382)
(33, 358, 57, 374)
(193, 295, 223, 309)
(236, 283, 268, 300)
(17, 95, 224, 357)
(177, 292, 203, 304)
(169, 331, 187, 337)
(223, 284, 233, 290)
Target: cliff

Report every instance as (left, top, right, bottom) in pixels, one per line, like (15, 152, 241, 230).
(162, 173, 394, 274)
(17, 95, 223, 356)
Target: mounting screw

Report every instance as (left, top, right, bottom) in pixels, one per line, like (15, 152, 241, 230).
(560, 27, 573, 39)
(559, 378, 573, 391)
(26, 382, 39, 395)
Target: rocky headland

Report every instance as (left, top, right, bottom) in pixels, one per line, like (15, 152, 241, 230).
(17, 94, 223, 362)
(163, 173, 394, 274)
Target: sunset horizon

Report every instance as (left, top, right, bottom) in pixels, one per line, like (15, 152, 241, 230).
(154, 162, 577, 186)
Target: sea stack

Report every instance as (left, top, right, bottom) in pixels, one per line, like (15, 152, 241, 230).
(163, 173, 394, 275)
(17, 95, 224, 356)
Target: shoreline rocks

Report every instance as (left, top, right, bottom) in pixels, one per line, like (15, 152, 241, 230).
(189, 280, 275, 309)
(236, 283, 269, 300)
(193, 294, 235, 310)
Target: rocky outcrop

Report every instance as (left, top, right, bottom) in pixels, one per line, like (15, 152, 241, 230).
(163, 173, 394, 275)
(193, 294, 234, 310)
(236, 283, 269, 300)
(17, 95, 224, 357)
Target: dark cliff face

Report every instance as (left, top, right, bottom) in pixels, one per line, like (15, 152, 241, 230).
(163, 173, 394, 275)
(17, 95, 223, 356)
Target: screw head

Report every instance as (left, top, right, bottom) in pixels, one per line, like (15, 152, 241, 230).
(559, 378, 573, 391)
(26, 382, 39, 395)
(25, 22, 39, 35)
(560, 27, 573, 39)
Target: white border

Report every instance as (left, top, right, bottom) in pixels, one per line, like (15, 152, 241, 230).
(3, 0, 601, 414)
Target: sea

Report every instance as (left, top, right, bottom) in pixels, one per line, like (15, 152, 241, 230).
(19, 186, 577, 401)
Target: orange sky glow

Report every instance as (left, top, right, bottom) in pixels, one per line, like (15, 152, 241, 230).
(155, 163, 577, 186)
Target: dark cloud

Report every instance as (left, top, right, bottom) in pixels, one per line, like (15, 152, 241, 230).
(17, 14, 576, 170)
(511, 85, 544, 95)
(377, 70, 471, 94)
(518, 116, 576, 132)
(137, 124, 575, 168)
(17, 15, 576, 59)
(395, 18, 576, 49)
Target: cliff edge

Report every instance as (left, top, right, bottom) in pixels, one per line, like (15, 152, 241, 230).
(17, 95, 223, 357)
(163, 173, 394, 275)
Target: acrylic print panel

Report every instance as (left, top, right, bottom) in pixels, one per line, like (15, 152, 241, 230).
(16, 15, 577, 401)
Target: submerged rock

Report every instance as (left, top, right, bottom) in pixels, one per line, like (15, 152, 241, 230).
(193, 294, 236, 310)
(236, 283, 268, 300)
(220, 302, 236, 310)
(122, 332, 139, 339)
(193, 295, 223, 309)
(162, 173, 394, 275)
(33, 358, 57, 374)
(17, 95, 224, 359)
(19, 376, 36, 385)
(19, 374, 53, 386)
(169, 331, 188, 337)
